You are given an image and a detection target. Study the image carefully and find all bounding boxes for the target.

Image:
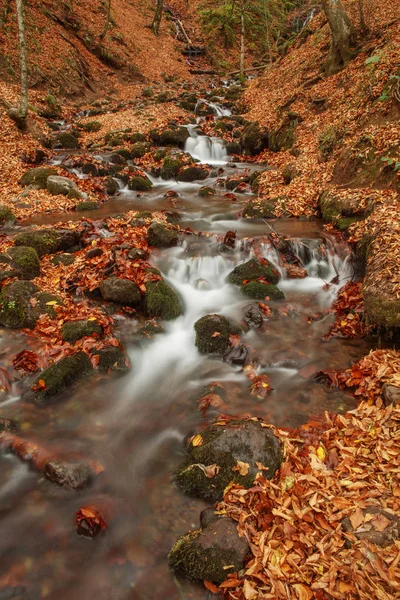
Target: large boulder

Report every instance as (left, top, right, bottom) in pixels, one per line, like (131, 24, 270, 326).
(14, 229, 81, 257)
(149, 126, 190, 148)
(177, 166, 209, 182)
(147, 222, 179, 248)
(228, 258, 280, 286)
(169, 513, 249, 584)
(194, 314, 241, 355)
(100, 277, 141, 306)
(29, 352, 93, 405)
(61, 319, 103, 343)
(128, 175, 153, 191)
(55, 132, 80, 149)
(175, 419, 282, 501)
(0, 281, 39, 328)
(241, 122, 269, 155)
(8, 246, 41, 280)
(20, 167, 58, 189)
(144, 280, 182, 320)
(242, 282, 284, 300)
(47, 175, 81, 199)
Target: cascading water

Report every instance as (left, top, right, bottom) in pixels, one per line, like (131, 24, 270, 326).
(184, 125, 227, 165)
(195, 99, 232, 118)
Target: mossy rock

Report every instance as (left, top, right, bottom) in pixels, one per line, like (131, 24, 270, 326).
(147, 222, 179, 248)
(61, 319, 103, 343)
(14, 229, 80, 257)
(100, 276, 141, 306)
(144, 280, 182, 320)
(160, 156, 182, 180)
(109, 152, 127, 166)
(131, 142, 149, 159)
(80, 121, 101, 133)
(226, 141, 241, 155)
(51, 253, 75, 266)
(198, 186, 215, 197)
(0, 205, 16, 226)
(104, 176, 119, 195)
(242, 200, 276, 219)
(363, 289, 400, 329)
(92, 346, 130, 372)
(194, 314, 241, 355)
(113, 148, 132, 160)
(337, 216, 363, 231)
(8, 246, 40, 280)
(228, 258, 280, 286)
(168, 516, 249, 584)
(138, 320, 165, 338)
(175, 419, 282, 501)
(242, 281, 285, 301)
(128, 175, 153, 191)
(128, 132, 147, 143)
(0, 281, 39, 328)
(149, 127, 190, 149)
(20, 167, 58, 189)
(56, 132, 80, 149)
(34, 292, 63, 318)
(249, 170, 266, 192)
(30, 352, 93, 405)
(177, 166, 209, 182)
(318, 191, 340, 222)
(241, 122, 269, 155)
(225, 175, 249, 191)
(142, 86, 154, 98)
(76, 201, 101, 211)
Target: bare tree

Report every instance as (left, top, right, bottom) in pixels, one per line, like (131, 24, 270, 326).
(151, 0, 164, 36)
(358, 0, 368, 34)
(100, 0, 111, 40)
(8, 0, 28, 129)
(239, 2, 245, 82)
(321, 0, 356, 71)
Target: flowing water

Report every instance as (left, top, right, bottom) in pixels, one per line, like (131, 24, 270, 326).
(0, 107, 374, 599)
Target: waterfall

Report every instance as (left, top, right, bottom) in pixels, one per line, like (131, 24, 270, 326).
(195, 99, 232, 118)
(184, 126, 227, 165)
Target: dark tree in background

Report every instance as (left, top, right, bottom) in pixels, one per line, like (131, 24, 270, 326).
(321, 0, 356, 71)
(151, 0, 164, 35)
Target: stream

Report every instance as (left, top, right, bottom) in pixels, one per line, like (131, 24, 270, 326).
(0, 102, 374, 599)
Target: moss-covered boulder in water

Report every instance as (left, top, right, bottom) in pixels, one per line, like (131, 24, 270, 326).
(0, 281, 39, 328)
(0, 205, 16, 226)
(194, 314, 241, 355)
(131, 142, 149, 159)
(177, 166, 209, 182)
(228, 258, 280, 286)
(14, 229, 81, 257)
(175, 419, 282, 501)
(30, 352, 93, 405)
(198, 186, 215, 197)
(160, 156, 182, 180)
(61, 319, 103, 343)
(138, 320, 165, 338)
(150, 127, 190, 148)
(92, 346, 130, 372)
(144, 280, 182, 320)
(8, 246, 40, 280)
(168, 515, 249, 584)
(55, 132, 80, 149)
(242, 281, 285, 300)
(76, 201, 101, 211)
(147, 222, 179, 248)
(20, 167, 58, 189)
(100, 276, 141, 306)
(242, 199, 276, 219)
(104, 176, 119, 195)
(128, 175, 152, 191)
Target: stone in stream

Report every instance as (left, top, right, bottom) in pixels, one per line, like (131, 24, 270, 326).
(43, 460, 94, 490)
(20, 167, 58, 189)
(137, 320, 165, 338)
(149, 126, 190, 148)
(194, 314, 242, 355)
(61, 319, 103, 344)
(55, 132, 80, 149)
(168, 512, 249, 584)
(144, 280, 182, 320)
(243, 304, 264, 329)
(242, 281, 285, 301)
(160, 155, 183, 180)
(92, 346, 130, 372)
(0, 204, 16, 226)
(198, 186, 215, 197)
(29, 352, 94, 405)
(241, 122, 269, 155)
(7, 246, 41, 280)
(100, 276, 141, 306)
(228, 258, 280, 286)
(177, 166, 209, 182)
(131, 142, 150, 159)
(46, 175, 82, 199)
(76, 201, 101, 211)
(104, 176, 119, 195)
(175, 419, 282, 502)
(147, 222, 179, 248)
(0, 417, 18, 432)
(127, 175, 152, 191)
(0, 281, 39, 328)
(14, 229, 81, 257)
(242, 199, 276, 219)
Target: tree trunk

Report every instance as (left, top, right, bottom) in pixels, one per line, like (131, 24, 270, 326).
(321, 0, 356, 69)
(358, 0, 368, 34)
(239, 3, 245, 83)
(100, 0, 111, 40)
(10, 0, 28, 128)
(151, 0, 164, 36)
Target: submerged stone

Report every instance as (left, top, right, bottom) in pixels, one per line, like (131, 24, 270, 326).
(43, 460, 94, 490)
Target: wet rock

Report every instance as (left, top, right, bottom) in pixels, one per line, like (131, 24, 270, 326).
(175, 419, 282, 501)
(14, 229, 81, 257)
(100, 276, 141, 306)
(43, 460, 94, 490)
(55, 132, 80, 149)
(168, 515, 249, 584)
(109, 152, 127, 166)
(242, 199, 276, 219)
(0, 417, 18, 432)
(76, 201, 101, 211)
(242, 281, 285, 301)
(138, 320, 165, 338)
(342, 507, 400, 547)
(147, 222, 179, 248)
(46, 175, 80, 198)
(150, 126, 190, 148)
(243, 304, 264, 329)
(34, 292, 63, 318)
(86, 247, 104, 259)
(198, 186, 215, 197)
(0, 281, 39, 328)
(127, 248, 149, 261)
(228, 258, 280, 286)
(160, 155, 182, 180)
(144, 280, 182, 320)
(177, 166, 209, 182)
(61, 319, 103, 344)
(92, 346, 130, 372)
(194, 314, 241, 355)
(225, 174, 249, 191)
(222, 230, 236, 249)
(226, 141, 241, 155)
(128, 175, 152, 191)
(8, 246, 40, 280)
(382, 384, 400, 405)
(131, 142, 150, 159)
(30, 352, 93, 405)
(223, 342, 250, 365)
(0, 204, 16, 227)
(104, 176, 119, 195)
(51, 253, 75, 266)
(20, 167, 58, 189)
(241, 122, 269, 155)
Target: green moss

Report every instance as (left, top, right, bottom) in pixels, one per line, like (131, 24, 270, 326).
(8, 246, 40, 280)
(242, 281, 285, 300)
(113, 148, 132, 160)
(51, 253, 75, 266)
(160, 156, 182, 180)
(34, 292, 63, 318)
(128, 176, 152, 191)
(150, 127, 190, 148)
(194, 314, 241, 355)
(14, 231, 59, 257)
(198, 186, 215, 197)
(0, 205, 16, 226)
(145, 280, 182, 320)
(228, 258, 280, 286)
(318, 126, 338, 162)
(142, 86, 154, 98)
(153, 148, 167, 161)
(20, 167, 58, 189)
(337, 216, 363, 231)
(138, 320, 165, 338)
(80, 121, 101, 133)
(226, 141, 241, 155)
(0, 281, 39, 329)
(241, 122, 268, 155)
(363, 291, 400, 329)
(177, 166, 209, 182)
(76, 201, 101, 211)
(147, 222, 179, 247)
(131, 142, 149, 159)
(61, 320, 103, 343)
(31, 352, 93, 405)
(93, 347, 130, 372)
(56, 132, 80, 149)
(128, 132, 147, 143)
(242, 200, 276, 219)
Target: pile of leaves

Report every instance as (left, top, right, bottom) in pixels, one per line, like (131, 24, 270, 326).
(323, 282, 370, 341)
(214, 401, 400, 599)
